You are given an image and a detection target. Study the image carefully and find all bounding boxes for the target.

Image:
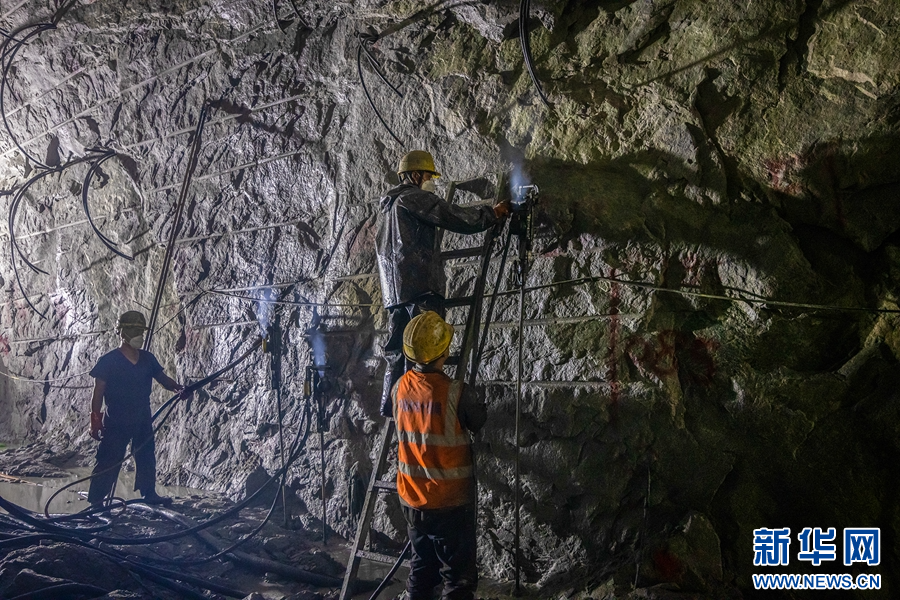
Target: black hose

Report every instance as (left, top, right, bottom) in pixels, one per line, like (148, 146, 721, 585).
(359, 35, 403, 97)
(145, 400, 313, 565)
(519, 0, 552, 107)
(357, 42, 402, 145)
(6, 582, 109, 600)
(129, 561, 247, 598)
(0, 531, 247, 598)
(368, 540, 411, 600)
(81, 150, 134, 261)
(0, 22, 57, 169)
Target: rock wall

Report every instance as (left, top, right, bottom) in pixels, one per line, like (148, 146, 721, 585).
(1, 0, 898, 596)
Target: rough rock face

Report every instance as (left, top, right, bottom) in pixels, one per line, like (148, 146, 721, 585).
(1, 0, 898, 596)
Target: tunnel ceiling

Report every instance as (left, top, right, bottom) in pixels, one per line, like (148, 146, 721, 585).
(1, 0, 899, 596)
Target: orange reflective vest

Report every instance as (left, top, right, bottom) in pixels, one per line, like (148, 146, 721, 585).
(392, 369, 474, 509)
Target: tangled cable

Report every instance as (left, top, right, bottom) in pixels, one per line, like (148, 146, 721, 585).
(2, 4, 139, 318)
(6, 149, 134, 318)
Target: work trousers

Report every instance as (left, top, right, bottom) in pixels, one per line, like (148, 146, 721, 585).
(87, 417, 157, 504)
(380, 293, 444, 417)
(402, 503, 478, 600)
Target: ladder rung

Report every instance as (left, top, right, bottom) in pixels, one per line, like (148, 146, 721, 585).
(444, 296, 474, 308)
(440, 247, 484, 260)
(356, 549, 410, 568)
(373, 480, 397, 491)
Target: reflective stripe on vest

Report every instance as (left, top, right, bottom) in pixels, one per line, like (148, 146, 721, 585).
(393, 370, 473, 509)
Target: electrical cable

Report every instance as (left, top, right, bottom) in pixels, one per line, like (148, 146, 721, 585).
(519, 0, 552, 108)
(0, 390, 305, 546)
(2, 339, 316, 549)
(0, 367, 92, 383)
(7, 165, 67, 318)
(38, 397, 182, 522)
(6, 150, 123, 318)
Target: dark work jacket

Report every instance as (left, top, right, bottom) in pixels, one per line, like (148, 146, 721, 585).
(376, 183, 498, 308)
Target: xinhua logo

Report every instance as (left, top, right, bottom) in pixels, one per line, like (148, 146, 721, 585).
(844, 528, 880, 566)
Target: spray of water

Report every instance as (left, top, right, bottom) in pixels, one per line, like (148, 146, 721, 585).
(509, 158, 531, 205)
(256, 287, 276, 338)
(307, 307, 326, 373)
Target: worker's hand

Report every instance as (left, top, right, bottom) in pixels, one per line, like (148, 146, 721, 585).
(89, 411, 104, 441)
(174, 384, 192, 400)
(493, 201, 511, 220)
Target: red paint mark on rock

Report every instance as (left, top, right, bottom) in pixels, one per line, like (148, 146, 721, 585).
(763, 155, 803, 196)
(625, 330, 719, 387)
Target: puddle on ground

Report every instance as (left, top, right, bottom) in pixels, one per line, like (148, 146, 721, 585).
(0, 467, 206, 515)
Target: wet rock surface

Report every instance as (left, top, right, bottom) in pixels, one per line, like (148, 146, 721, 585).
(0, 0, 898, 598)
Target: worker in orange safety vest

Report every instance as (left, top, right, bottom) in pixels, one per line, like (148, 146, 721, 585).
(392, 311, 487, 600)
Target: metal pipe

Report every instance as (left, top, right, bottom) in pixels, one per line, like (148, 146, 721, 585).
(317, 369, 327, 544)
(145, 103, 209, 350)
(514, 265, 524, 595)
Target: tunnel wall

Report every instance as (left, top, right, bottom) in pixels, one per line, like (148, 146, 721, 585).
(0, 0, 898, 595)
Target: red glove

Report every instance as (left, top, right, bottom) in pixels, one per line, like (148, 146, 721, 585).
(90, 411, 104, 441)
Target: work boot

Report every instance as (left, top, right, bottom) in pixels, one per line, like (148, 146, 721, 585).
(140, 491, 173, 506)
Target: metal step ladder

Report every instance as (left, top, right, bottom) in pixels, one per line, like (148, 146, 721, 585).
(338, 174, 509, 600)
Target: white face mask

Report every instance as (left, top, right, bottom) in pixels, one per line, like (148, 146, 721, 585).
(420, 179, 436, 193)
(128, 334, 145, 349)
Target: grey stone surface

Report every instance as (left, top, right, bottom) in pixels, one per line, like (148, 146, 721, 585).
(1, 0, 899, 597)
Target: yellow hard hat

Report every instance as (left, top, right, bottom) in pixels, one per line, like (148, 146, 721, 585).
(397, 150, 441, 178)
(403, 311, 453, 364)
(117, 310, 148, 331)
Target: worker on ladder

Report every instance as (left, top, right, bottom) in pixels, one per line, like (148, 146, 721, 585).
(376, 150, 509, 418)
(393, 311, 487, 600)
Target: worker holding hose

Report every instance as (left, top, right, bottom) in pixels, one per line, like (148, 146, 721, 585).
(87, 310, 187, 507)
(393, 311, 486, 600)
(376, 150, 509, 418)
